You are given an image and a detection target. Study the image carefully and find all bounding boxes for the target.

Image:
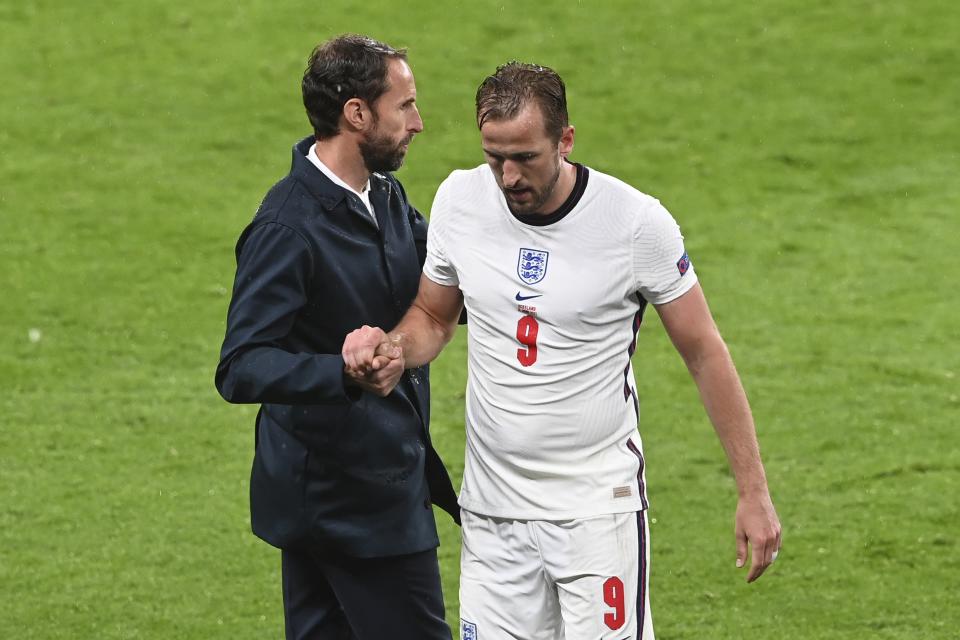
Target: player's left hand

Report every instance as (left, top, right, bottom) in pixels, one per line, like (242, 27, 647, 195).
(735, 491, 781, 583)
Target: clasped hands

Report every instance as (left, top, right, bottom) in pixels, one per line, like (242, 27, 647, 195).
(342, 325, 404, 397)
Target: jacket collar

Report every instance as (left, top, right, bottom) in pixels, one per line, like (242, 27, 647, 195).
(290, 136, 393, 212)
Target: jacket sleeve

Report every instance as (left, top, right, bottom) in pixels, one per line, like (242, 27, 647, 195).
(215, 222, 354, 405)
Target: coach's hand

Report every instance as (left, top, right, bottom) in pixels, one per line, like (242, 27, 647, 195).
(343, 332, 404, 397)
(342, 325, 390, 375)
(735, 491, 781, 582)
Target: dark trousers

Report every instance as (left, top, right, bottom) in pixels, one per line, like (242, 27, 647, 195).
(281, 546, 452, 640)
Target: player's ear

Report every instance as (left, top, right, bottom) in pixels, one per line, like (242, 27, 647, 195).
(558, 125, 575, 158)
(342, 97, 373, 132)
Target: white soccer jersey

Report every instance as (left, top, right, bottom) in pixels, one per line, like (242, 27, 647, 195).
(425, 163, 697, 520)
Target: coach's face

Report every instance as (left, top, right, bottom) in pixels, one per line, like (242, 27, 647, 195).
(360, 58, 424, 172)
(480, 103, 574, 216)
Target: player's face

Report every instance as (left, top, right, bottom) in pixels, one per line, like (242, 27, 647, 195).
(360, 58, 424, 172)
(480, 103, 574, 215)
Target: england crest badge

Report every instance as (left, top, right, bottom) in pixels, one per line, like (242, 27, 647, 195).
(461, 619, 478, 640)
(517, 248, 549, 285)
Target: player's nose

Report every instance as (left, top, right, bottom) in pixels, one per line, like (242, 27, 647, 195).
(502, 160, 521, 187)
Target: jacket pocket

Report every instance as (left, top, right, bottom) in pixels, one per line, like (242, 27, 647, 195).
(264, 402, 352, 454)
(335, 393, 424, 485)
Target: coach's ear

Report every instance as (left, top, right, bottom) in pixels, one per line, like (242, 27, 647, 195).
(558, 125, 575, 159)
(342, 97, 374, 132)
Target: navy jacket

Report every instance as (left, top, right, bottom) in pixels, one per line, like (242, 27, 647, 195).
(216, 136, 459, 558)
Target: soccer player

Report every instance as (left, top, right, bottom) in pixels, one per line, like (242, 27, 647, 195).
(343, 61, 781, 639)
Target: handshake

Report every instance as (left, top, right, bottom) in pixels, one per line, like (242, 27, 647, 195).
(341, 325, 405, 397)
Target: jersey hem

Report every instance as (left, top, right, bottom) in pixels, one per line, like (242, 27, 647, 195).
(458, 497, 648, 521)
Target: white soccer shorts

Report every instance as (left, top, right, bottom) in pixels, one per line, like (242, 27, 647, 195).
(459, 509, 654, 640)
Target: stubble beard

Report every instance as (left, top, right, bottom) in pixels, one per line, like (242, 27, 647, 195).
(504, 161, 562, 216)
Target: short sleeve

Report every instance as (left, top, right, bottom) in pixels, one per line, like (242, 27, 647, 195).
(633, 200, 698, 304)
(423, 177, 460, 287)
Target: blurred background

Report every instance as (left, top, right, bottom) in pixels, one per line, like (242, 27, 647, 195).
(1, 1, 957, 637)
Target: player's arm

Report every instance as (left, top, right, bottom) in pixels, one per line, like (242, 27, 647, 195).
(655, 282, 782, 583)
(391, 274, 464, 366)
(343, 174, 464, 386)
(342, 274, 463, 376)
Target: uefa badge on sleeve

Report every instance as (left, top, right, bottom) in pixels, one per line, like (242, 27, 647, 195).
(677, 252, 690, 276)
(461, 619, 478, 639)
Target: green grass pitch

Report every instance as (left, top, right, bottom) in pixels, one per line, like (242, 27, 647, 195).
(2, 1, 958, 637)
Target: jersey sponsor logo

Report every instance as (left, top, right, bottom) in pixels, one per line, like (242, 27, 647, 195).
(677, 252, 691, 276)
(461, 619, 478, 639)
(515, 292, 543, 301)
(517, 248, 549, 285)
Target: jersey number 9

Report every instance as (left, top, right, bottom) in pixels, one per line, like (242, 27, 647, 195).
(603, 576, 626, 630)
(516, 315, 539, 367)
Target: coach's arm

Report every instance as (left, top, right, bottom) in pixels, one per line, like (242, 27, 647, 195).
(342, 275, 464, 393)
(655, 282, 782, 583)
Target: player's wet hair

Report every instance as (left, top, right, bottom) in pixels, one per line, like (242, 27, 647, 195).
(475, 61, 569, 142)
(302, 34, 407, 140)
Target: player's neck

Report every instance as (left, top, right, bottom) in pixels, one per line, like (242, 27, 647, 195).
(312, 136, 370, 192)
(535, 160, 577, 215)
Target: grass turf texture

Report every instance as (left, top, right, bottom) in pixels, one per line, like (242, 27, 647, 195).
(2, 1, 958, 637)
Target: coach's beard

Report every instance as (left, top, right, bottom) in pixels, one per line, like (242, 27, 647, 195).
(360, 129, 412, 173)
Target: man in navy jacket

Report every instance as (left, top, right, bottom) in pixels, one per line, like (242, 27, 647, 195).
(216, 35, 458, 639)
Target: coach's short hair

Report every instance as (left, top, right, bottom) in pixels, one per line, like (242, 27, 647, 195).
(475, 61, 568, 141)
(302, 34, 407, 139)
